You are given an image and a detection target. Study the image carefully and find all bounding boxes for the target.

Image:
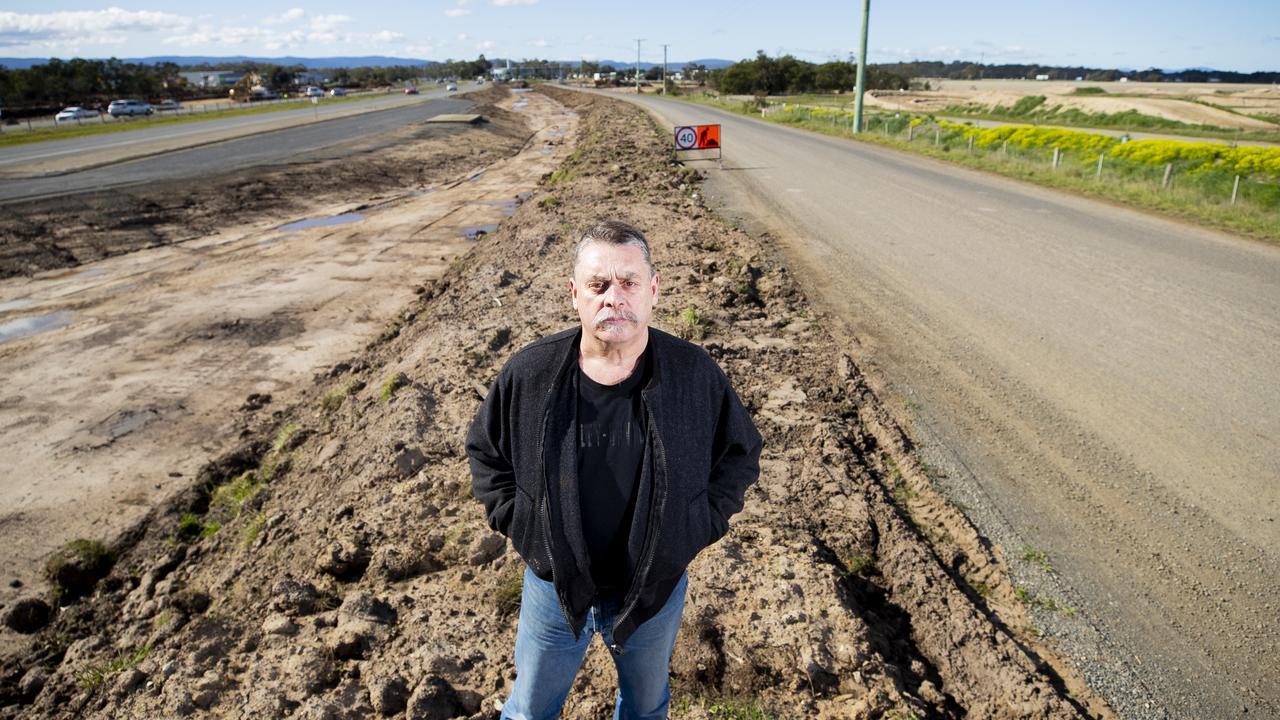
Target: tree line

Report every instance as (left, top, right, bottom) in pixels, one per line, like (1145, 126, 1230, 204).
(870, 60, 1280, 84)
(707, 52, 910, 96)
(0, 58, 183, 113)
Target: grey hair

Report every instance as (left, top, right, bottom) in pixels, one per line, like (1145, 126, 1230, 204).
(573, 220, 655, 276)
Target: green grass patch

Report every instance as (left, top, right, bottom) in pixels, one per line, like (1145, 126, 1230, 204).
(495, 566, 523, 615)
(321, 379, 355, 413)
(0, 93, 393, 150)
(74, 645, 148, 692)
(1021, 546, 1056, 574)
(1071, 86, 1108, 95)
(538, 194, 560, 209)
(210, 470, 261, 518)
(676, 305, 710, 341)
(379, 372, 408, 402)
(841, 551, 876, 577)
(240, 512, 267, 548)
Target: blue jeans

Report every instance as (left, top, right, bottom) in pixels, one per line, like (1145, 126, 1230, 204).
(502, 567, 688, 720)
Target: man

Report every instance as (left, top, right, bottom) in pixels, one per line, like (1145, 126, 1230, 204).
(467, 220, 762, 719)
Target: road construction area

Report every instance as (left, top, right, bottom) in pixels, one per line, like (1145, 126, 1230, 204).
(0, 80, 1275, 720)
(0, 85, 573, 614)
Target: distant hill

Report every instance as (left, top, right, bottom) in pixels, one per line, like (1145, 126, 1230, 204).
(0, 55, 737, 71)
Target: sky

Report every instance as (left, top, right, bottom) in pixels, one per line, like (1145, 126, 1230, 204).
(0, 0, 1276, 72)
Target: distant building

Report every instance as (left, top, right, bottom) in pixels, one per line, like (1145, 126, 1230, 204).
(1034, 74, 1050, 81)
(293, 71, 331, 86)
(178, 71, 243, 88)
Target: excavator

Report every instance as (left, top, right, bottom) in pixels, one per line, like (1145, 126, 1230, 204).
(229, 72, 279, 102)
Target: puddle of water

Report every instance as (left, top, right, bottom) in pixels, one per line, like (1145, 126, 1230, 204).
(0, 310, 74, 344)
(408, 186, 437, 198)
(0, 298, 34, 313)
(563, 110, 577, 116)
(104, 282, 138, 295)
(467, 172, 485, 182)
(103, 408, 159, 440)
(276, 213, 366, 232)
(461, 224, 499, 241)
(517, 191, 534, 203)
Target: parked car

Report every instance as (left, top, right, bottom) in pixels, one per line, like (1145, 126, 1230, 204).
(108, 99, 152, 117)
(328, 88, 346, 97)
(155, 99, 180, 111)
(404, 86, 419, 95)
(55, 106, 100, 123)
(446, 83, 458, 92)
(305, 86, 324, 97)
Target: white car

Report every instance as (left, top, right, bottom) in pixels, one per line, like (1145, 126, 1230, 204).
(107, 99, 153, 117)
(55, 106, 99, 123)
(328, 88, 346, 97)
(305, 86, 325, 97)
(446, 83, 458, 92)
(155, 99, 180, 111)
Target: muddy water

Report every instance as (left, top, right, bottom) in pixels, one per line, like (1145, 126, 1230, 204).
(0, 90, 578, 610)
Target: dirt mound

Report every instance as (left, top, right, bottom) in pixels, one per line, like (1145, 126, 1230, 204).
(0, 87, 1108, 718)
(0, 86, 528, 280)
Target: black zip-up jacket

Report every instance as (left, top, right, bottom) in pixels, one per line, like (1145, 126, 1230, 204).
(466, 326, 762, 648)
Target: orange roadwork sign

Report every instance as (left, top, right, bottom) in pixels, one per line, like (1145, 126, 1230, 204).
(674, 124, 720, 150)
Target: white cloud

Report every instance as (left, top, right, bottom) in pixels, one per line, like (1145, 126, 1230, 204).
(308, 14, 351, 32)
(368, 30, 403, 44)
(0, 8, 190, 48)
(444, 8, 471, 17)
(491, 0, 538, 5)
(532, 38, 549, 48)
(263, 8, 305, 25)
(476, 39, 496, 51)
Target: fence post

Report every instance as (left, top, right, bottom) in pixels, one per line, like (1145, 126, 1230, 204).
(26, 118, 32, 132)
(1002, 140, 1008, 157)
(968, 135, 974, 153)
(1231, 175, 1240, 205)
(1162, 163, 1173, 189)
(1096, 154, 1104, 180)
(908, 124, 914, 141)
(1052, 147, 1060, 169)
(934, 129, 939, 146)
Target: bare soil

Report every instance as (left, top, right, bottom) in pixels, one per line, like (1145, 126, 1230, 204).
(0, 84, 572, 630)
(0, 87, 1111, 718)
(863, 79, 1280, 131)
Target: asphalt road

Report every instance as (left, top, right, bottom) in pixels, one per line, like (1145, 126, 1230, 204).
(623, 92, 1280, 719)
(0, 93, 473, 203)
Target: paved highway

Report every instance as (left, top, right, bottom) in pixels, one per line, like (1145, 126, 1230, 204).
(0, 94, 473, 203)
(0, 90, 456, 175)
(622, 92, 1279, 719)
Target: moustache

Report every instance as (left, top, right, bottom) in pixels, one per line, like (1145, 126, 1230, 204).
(593, 309, 638, 328)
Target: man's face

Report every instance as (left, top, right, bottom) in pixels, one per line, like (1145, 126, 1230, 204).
(570, 241, 659, 347)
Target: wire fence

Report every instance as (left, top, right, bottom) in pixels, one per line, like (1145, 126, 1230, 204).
(761, 104, 1280, 215)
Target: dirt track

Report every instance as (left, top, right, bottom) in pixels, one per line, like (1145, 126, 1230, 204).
(0, 86, 1110, 718)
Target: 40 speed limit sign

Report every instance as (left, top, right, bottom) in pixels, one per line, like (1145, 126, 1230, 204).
(673, 124, 722, 164)
(673, 124, 720, 150)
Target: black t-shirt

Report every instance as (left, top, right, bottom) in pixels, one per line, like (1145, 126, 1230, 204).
(576, 349, 650, 592)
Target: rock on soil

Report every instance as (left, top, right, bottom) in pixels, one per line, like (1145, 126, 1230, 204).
(0, 86, 1110, 719)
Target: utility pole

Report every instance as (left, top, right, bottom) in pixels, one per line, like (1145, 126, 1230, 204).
(635, 39, 644, 93)
(853, 0, 871, 133)
(662, 44, 669, 95)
